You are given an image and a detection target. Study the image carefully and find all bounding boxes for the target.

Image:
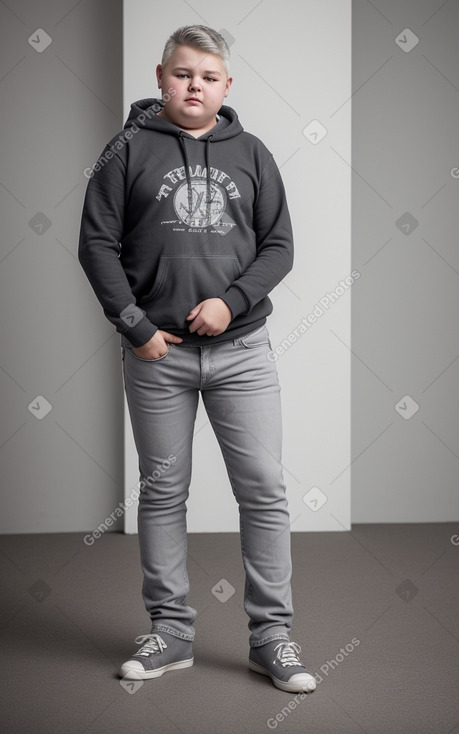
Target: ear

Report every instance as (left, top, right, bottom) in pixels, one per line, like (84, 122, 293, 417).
(224, 76, 233, 98)
(156, 64, 163, 89)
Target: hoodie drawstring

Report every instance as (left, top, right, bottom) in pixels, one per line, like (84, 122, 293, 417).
(178, 132, 214, 224)
(178, 133, 193, 215)
(205, 135, 213, 222)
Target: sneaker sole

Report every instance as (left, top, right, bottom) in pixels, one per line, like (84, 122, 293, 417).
(248, 660, 316, 693)
(120, 657, 194, 680)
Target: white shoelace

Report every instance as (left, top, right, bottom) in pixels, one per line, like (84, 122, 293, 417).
(273, 641, 303, 667)
(134, 633, 167, 657)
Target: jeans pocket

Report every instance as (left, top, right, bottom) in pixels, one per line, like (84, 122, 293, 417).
(239, 325, 270, 349)
(126, 345, 170, 363)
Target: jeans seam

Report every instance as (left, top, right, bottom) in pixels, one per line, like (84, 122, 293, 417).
(150, 624, 194, 641)
(250, 633, 290, 648)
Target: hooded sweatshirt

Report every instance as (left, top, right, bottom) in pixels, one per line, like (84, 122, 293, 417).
(78, 98, 294, 347)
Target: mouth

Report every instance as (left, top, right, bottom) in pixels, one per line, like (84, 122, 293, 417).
(185, 97, 202, 104)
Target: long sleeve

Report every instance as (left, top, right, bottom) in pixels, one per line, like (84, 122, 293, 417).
(78, 147, 158, 347)
(220, 155, 294, 318)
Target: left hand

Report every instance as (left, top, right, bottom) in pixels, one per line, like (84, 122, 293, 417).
(186, 298, 232, 336)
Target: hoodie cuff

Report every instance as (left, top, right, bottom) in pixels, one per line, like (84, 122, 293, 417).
(220, 286, 249, 319)
(122, 315, 158, 347)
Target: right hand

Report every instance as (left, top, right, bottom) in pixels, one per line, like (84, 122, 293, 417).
(132, 330, 183, 360)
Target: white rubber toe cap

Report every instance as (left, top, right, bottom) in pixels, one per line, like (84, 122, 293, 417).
(119, 660, 145, 679)
(288, 672, 317, 691)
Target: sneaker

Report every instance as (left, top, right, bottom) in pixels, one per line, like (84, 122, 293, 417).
(249, 640, 316, 693)
(119, 632, 194, 680)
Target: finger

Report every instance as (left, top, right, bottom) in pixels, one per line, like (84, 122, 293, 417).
(196, 323, 216, 336)
(186, 303, 203, 320)
(162, 331, 183, 343)
(188, 317, 203, 334)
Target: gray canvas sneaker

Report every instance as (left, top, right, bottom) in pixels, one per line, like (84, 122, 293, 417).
(249, 640, 316, 693)
(119, 632, 194, 680)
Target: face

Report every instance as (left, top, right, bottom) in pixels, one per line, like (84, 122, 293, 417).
(156, 45, 232, 132)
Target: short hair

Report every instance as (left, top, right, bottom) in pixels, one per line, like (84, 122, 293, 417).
(162, 25, 230, 75)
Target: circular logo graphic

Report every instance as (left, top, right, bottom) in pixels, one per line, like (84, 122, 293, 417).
(174, 178, 226, 227)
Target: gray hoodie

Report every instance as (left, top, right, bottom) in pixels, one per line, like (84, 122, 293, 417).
(78, 98, 294, 347)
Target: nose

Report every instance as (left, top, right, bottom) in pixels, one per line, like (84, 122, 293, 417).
(188, 77, 202, 92)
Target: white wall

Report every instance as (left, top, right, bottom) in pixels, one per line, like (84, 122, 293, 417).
(123, 0, 352, 532)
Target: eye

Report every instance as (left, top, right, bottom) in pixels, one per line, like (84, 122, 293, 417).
(176, 73, 190, 79)
(205, 77, 216, 82)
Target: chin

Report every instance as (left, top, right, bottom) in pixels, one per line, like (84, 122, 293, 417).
(182, 112, 206, 123)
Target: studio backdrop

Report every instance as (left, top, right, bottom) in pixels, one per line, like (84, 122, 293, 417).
(1, 1, 458, 535)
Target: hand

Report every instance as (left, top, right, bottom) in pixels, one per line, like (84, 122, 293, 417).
(186, 298, 232, 336)
(133, 330, 183, 359)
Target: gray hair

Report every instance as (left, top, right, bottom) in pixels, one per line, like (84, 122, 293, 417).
(162, 25, 230, 75)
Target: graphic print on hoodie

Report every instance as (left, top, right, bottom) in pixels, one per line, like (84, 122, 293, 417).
(78, 98, 294, 347)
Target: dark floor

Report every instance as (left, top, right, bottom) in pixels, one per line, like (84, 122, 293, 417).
(1, 525, 458, 734)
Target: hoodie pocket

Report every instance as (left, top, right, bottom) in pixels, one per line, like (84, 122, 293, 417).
(140, 255, 242, 329)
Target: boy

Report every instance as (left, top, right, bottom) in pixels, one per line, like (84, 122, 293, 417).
(78, 25, 316, 694)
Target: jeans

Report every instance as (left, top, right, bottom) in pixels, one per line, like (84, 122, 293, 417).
(121, 324, 293, 648)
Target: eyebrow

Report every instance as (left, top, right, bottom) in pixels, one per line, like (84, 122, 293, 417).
(172, 66, 222, 75)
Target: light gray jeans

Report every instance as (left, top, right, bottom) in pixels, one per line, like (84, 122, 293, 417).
(121, 324, 293, 648)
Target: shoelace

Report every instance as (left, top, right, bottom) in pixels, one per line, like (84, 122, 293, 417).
(133, 633, 167, 657)
(273, 641, 304, 667)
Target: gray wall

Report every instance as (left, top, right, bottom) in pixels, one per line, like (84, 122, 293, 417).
(1, 0, 458, 533)
(0, 0, 125, 532)
(351, 0, 459, 521)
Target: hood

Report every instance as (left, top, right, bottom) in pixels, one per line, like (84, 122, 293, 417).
(123, 98, 244, 223)
(123, 97, 244, 141)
